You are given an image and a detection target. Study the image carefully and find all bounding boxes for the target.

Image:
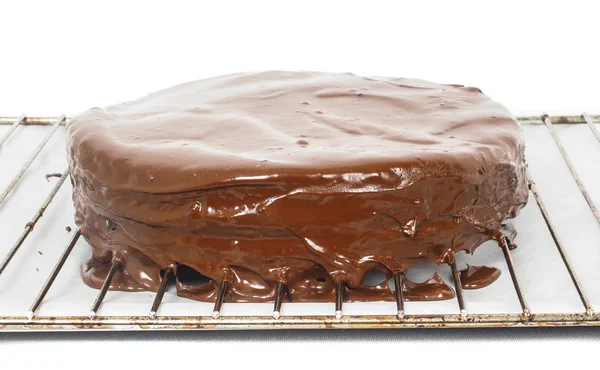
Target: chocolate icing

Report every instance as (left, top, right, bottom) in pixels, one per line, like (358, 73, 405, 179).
(66, 71, 528, 303)
(460, 265, 501, 289)
(403, 272, 456, 301)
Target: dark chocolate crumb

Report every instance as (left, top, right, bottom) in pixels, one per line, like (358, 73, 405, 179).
(45, 173, 63, 182)
(296, 139, 309, 147)
(65, 226, 72, 232)
(36, 268, 39, 272)
(38, 251, 43, 255)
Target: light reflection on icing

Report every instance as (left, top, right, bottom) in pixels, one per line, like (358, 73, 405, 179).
(232, 175, 276, 181)
(304, 238, 326, 253)
(358, 255, 377, 264)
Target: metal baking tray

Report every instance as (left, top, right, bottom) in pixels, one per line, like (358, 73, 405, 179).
(0, 113, 600, 331)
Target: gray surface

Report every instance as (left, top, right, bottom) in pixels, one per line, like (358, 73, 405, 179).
(1, 327, 599, 341)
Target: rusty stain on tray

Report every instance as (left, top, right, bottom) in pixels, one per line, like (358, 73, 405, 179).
(0, 312, 598, 331)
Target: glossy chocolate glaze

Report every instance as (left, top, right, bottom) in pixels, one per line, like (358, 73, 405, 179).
(403, 272, 456, 301)
(66, 71, 528, 302)
(460, 265, 501, 289)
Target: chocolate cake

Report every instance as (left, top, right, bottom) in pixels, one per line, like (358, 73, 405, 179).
(66, 71, 528, 304)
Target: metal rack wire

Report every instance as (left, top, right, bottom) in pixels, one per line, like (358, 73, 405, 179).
(0, 114, 599, 331)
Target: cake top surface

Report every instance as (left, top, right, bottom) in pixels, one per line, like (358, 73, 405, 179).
(67, 71, 523, 193)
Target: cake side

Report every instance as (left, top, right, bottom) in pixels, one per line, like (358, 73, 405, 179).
(66, 71, 529, 302)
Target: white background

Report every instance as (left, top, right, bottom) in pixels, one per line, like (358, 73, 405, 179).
(1, 0, 599, 368)
(1, 0, 599, 117)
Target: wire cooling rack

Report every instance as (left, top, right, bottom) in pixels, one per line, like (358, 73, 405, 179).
(0, 114, 599, 331)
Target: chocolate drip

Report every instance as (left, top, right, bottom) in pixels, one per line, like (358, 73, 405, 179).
(403, 272, 456, 301)
(460, 265, 501, 289)
(501, 223, 518, 249)
(67, 71, 529, 303)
